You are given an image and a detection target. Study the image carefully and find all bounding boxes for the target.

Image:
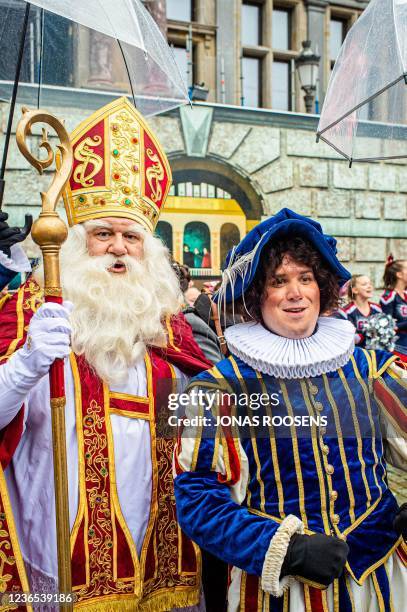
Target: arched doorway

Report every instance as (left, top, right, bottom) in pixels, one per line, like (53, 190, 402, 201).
(183, 221, 211, 269)
(156, 221, 173, 252)
(220, 223, 241, 266)
(169, 155, 264, 221)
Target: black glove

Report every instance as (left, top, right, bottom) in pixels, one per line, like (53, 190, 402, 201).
(393, 503, 407, 540)
(0, 212, 32, 258)
(280, 533, 349, 587)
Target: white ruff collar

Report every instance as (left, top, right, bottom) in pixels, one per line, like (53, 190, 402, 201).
(224, 317, 355, 379)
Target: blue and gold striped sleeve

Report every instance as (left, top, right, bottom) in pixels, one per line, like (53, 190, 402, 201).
(372, 352, 407, 469)
(173, 374, 285, 577)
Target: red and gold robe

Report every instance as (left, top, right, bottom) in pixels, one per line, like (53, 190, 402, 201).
(0, 279, 212, 611)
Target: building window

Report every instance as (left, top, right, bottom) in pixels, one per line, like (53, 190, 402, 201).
(241, 2, 261, 46)
(167, 0, 192, 22)
(183, 222, 211, 269)
(272, 8, 291, 51)
(242, 56, 261, 107)
(220, 224, 241, 266)
(271, 5, 293, 111)
(330, 18, 346, 68)
(173, 183, 231, 199)
(172, 45, 190, 87)
(272, 60, 290, 111)
(156, 221, 173, 253)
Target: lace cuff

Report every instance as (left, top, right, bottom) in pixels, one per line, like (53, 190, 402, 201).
(261, 514, 303, 597)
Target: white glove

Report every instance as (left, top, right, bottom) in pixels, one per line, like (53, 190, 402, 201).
(0, 301, 73, 429)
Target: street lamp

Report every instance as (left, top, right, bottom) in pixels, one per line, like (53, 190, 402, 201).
(295, 40, 320, 114)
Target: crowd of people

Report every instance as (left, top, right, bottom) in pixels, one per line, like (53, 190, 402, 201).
(335, 258, 407, 360)
(172, 256, 407, 365)
(0, 98, 405, 612)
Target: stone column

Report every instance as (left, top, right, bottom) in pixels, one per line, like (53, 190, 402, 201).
(173, 228, 184, 264)
(88, 30, 114, 86)
(216, 0, 239, 105)
(211, 229, 220, 275)
(143, 0, 167, 36)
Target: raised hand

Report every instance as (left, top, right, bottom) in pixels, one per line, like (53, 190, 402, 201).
(0, 212, 32, 258)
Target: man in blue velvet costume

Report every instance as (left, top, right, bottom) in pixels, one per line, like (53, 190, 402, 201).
(174, 208, 407, 611)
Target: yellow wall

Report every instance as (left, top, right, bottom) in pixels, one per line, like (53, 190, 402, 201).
(161, 196, 250, 274)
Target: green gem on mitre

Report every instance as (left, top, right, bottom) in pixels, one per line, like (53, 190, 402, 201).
(112, 149, 119, 157)
(78, 196, 86, 203)
(124, 198, 132, 206)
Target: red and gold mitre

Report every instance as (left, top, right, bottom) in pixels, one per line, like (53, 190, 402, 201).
(61, 97, 172, 232)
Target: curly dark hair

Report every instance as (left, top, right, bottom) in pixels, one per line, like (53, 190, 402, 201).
(234, 236, 340, 322)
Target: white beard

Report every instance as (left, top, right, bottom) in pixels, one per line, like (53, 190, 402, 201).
(34, 226, 182, 385)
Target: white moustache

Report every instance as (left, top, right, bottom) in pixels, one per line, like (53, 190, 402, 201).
(88, 253, 141, 273)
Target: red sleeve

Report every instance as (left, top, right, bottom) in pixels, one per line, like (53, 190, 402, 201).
(156, 312, 213, 376)
(0, 280, 43, 363)
(0, 280, 43, 467)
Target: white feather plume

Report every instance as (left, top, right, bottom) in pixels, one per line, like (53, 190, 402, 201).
(215, 233, 268, 325)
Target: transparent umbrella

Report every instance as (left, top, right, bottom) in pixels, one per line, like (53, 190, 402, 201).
(317, 0, 407, 163)
(0, 0, 188, 206)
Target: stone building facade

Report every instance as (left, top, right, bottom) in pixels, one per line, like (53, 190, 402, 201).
(1, 98, 406, 291)
(0, 0, 405, 291)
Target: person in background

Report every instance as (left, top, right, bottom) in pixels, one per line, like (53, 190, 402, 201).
(338, 274, 381, 347)
(183, 244, 194, 268)
(0, 212, 32, 293)
(202, 280, 217, 295)
(381, 255, 407, 361)
(202, 247, 211, 268)
(193, 247, 202, 268)
(184, 286, 201, 306)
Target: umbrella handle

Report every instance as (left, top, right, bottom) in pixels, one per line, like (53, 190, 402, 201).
(16, 108, 73, 608)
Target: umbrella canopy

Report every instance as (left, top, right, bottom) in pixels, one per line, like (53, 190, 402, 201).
(0, 0, 189, 116)
(317, 0, 407, 162)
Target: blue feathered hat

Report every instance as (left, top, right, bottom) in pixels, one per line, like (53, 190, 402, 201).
(214, 208, 350, 305)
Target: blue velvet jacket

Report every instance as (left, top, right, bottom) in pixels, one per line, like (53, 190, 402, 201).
(174, 348, 406, 595)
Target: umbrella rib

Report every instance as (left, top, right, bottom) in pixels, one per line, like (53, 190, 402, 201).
(317, 73, 406, 136)
(0, 2, 31, 184)
(318, 132, 407, 163)
(118, 40, 136, 108)
(37, 8, 45, 108)
(317, 134, 350, 161)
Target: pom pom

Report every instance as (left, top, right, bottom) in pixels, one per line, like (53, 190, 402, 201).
(361, 313, 398, 351)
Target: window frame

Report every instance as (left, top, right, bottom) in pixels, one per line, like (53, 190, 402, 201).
(166, 0, 195, 23)
(241, 1, 262, 47)
(241, 55, 262, 108)
(271, 58, 292, 111)
(271, 2, 296, 111)
(240, 0, 266, 108)
(271, 5, 292, 53)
